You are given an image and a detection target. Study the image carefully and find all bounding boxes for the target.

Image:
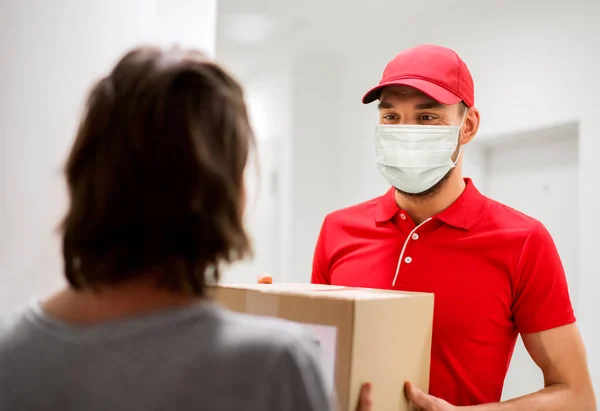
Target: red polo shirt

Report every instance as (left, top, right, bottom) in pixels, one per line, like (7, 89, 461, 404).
(311, 179, 575, 405)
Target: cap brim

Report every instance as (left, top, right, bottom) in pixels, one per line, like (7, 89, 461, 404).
(362, 78, 462, 105)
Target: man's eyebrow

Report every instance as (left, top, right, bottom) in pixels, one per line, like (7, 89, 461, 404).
(414, 101, 445, 110)
(378, 100, 395, 110)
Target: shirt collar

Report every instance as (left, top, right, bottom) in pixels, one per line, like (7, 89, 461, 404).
(375, 178, 487, 231)
(375, 187, 400, 224)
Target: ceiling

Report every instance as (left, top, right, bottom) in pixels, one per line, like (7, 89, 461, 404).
(216, 0, 460, 82)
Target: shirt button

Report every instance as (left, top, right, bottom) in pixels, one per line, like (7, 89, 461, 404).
(400, 213, 407, 220)
(412, 233, 419, 240)
(404, 256, 412, 264)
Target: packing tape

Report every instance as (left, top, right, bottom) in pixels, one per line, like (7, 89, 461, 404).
(245, 290, 280, 316)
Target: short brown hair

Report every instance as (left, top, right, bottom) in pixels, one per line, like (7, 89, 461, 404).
(61, 46, 254, 295)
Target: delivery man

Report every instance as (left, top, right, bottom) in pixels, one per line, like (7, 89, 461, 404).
(260, 44, 596, 410)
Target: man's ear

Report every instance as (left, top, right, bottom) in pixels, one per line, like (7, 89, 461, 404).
(460, 108, 480, 145)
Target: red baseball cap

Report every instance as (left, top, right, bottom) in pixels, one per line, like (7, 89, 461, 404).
(362, 44, 475, 107)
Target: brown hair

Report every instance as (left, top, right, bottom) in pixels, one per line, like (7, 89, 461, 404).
(61, 46, 254, 296)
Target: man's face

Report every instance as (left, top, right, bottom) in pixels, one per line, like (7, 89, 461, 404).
(377, 86, 469, 199)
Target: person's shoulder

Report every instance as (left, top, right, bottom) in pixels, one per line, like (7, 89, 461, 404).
(477, 196, 560, 251)
(0, 304, 36, 355)
(481, 196, 541, 231)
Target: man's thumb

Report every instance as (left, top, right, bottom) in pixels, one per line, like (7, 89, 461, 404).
(405, 381, 433, 408)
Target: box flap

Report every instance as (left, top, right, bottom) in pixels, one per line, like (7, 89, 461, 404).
(221, 283, 345, 292)
(217, 283, 431, 301)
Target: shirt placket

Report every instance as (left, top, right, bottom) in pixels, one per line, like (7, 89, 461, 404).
(391, 212, 434, 288)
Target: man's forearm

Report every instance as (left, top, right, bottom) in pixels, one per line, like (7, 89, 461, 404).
(464, 384, 596, 411)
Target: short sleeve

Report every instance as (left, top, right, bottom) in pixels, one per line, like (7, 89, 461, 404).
(311, 217, 330, 285)
(266, 331, 334, 411)
(512, 221, 576, 334)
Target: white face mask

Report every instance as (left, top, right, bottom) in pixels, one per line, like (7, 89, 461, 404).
(375, 114, 467, 194)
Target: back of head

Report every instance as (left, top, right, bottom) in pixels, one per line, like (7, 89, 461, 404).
(61, 46, 254, 295)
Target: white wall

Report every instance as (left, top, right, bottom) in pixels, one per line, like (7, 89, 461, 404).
(288, 51, 348, 282)
(221, 47, 349, 284)
(222, 57, 294, 283)
(153, 0, 217, 52)
(0, 0, 217, 312)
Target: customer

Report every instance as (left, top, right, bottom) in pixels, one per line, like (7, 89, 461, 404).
(0, 46, 332, 411)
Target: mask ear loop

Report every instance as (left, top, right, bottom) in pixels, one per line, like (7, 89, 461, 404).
(452, 109, 469, 166)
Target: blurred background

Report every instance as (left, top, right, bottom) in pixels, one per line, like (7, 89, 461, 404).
(1, 0, 599, 404)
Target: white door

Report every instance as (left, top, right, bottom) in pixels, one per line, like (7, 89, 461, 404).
(478, 125, 579, 401)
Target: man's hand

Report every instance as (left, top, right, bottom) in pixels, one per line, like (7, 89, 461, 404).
(355, 382, 453, 411)
(405, 381, 455, 411)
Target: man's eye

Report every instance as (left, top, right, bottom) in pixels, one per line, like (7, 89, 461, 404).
(420, 115, 435, 121)
(383, 114, 397, 120)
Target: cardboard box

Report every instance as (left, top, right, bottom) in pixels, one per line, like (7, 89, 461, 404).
(216, 283, 434, 411)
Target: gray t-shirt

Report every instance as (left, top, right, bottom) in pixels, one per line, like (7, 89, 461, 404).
(0, 300, 333, 411)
